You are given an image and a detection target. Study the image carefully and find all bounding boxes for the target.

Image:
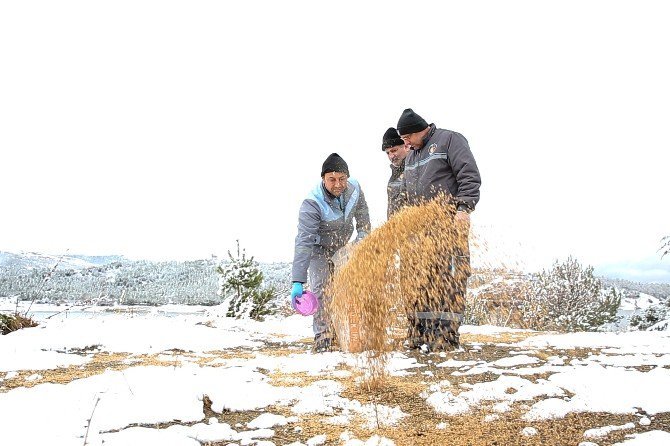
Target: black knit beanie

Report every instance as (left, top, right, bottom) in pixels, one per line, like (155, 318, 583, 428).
(396, 108, 429, 135)
(321, 153, 349, 177)
(381, 127, 404, 151)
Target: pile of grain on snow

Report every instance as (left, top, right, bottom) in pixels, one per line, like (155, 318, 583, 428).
(328, 197, 468, 383)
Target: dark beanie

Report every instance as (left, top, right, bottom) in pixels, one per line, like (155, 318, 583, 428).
(381, 127, 404, 151)
(321, 153, 349, 177)
(396, 108, 429, 135)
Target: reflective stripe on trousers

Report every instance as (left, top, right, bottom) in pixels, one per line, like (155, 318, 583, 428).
(415, 311, 464, 323)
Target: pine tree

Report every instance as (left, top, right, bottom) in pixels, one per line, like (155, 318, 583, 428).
(249, 286, 278, 321)
(521, 256, 621, 332)
(215, 240, 272, 319)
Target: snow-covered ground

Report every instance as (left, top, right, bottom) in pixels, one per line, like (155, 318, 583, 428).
(603, 292, 666, 332)
(1, 299, 669, 445)
(620, 293, 661, 312)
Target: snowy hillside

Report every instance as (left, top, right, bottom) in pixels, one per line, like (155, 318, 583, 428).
(620, 293, 661, 311)
(3, 250, 669, 334)
(0, 251, 99, 271)
(0, 252, 292, 307)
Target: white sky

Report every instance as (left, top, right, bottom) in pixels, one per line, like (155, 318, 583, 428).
(1, 1, 669, 280)
(1, 300, 669, 444)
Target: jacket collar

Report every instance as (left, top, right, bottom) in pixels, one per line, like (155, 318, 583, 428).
(389, 162, 405, 174)
(419, 123, 437, 148)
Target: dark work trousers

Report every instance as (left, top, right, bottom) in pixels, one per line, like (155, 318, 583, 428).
(409, 216, 471, 344)
(309, 250, 336, 343)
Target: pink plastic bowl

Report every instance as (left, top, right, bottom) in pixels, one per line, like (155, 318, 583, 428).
(294, 290, 319, 316)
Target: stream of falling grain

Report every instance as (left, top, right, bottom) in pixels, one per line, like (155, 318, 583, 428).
(328, 197, 466, 387)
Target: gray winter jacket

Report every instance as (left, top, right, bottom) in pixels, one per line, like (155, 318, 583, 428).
(401, 124, 481, 211)
(387, 163, 405, 219)
(291, 178, 371, 283)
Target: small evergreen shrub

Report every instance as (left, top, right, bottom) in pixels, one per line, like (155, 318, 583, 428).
(249, 287, 279, 321)
(630, 301, 670, 331)
(519, 256, 621, 332)
(216, 240, 277, 320)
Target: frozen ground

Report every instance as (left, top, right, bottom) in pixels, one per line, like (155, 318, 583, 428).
(1, 298, 669, 445)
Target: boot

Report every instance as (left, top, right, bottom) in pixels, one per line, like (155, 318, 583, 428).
(427, 332, 460, 352)
(312, 337, 333, 353)
(406, 323, 426, 350)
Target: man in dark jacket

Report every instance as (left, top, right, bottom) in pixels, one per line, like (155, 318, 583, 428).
(381, 127, 410, 219)
(291, 153, 371, 352)
(396, 108, 481, 352)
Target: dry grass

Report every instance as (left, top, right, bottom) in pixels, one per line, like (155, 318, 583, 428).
(0, 349, 252, 391)
(201, 349, 255, 362)
(0, 313, 38, 335)
(461, 330, 541, 345)
(255, 338, 670, 446)
(208, 335, 669, 445)
(1, 352, 134, 390)
(3, 328, 668, 445)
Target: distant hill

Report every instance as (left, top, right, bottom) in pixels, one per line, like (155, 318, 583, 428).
(0, 250, 291, 307)
(67, 254, 128, 265)
(600, 277, 670, 300)
(1, 251, 667, 328)
(0, 251, 108, 272)
(0, 251, 133, 274)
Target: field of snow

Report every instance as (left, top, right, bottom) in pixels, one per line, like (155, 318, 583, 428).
(1, 300, 669, 445)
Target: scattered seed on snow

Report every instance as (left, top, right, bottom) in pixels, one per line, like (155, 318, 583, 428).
(248, 412, 291, 429)
(521, 427, 538, 436)
(584, 422, 635, 438)
(306, 434, 327, 445)
(493, 401, 512, 413)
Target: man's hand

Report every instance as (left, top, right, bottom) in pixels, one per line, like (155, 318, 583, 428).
(455, 210, 470, 227)
(454, 211, 471, 254)
(290, 282, 303, 310)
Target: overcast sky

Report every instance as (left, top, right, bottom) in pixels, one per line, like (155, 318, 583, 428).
(1, 1, 668, 281)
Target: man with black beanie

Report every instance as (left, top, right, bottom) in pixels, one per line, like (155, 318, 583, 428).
(321, 152, 350, 177)
(396, 108, 481, 352)
(381, 127, 410, 219)
(291, 153, 371, 352)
